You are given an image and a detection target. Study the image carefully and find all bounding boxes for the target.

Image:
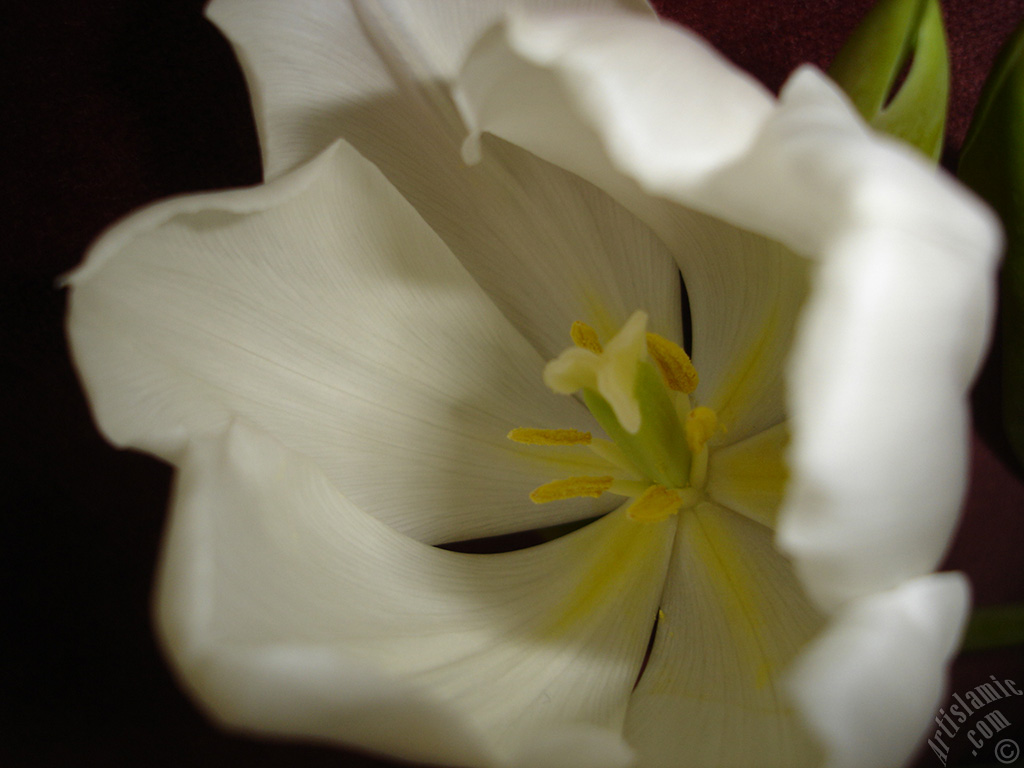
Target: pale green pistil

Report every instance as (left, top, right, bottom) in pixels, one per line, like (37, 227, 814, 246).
(582, 361, 690, 488)
(510, 310, 719, 523)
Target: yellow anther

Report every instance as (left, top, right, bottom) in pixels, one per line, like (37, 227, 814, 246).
(685, 406, 719, 454)
(570, 321, 603, 354)
(529, 476, 614, 504)
(627, 484, 696, 522)
(646, 332, 698, 394)
(507, 427, 592, 446)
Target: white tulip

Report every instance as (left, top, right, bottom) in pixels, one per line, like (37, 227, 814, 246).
(66, 2, 1001, 767)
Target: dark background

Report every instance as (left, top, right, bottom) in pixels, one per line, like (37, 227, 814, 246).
(7, 1, 1024, 766)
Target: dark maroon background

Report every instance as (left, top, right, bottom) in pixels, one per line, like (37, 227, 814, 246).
(7, 1, 1023, 767)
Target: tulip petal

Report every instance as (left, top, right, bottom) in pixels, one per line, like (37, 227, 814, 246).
(67, 139, 627, 545)
(686, 71, 1001, 608)
(786, 573, 970, 768)
(158, 419, 676, 767)
(454, 14, 1001, 605)
(207, 0, 680, 363)
(759, 73, 1000, 608)
(780, 221, 989, 606)
(624, 502, 823, 767)
(454, 10, 809, 445)
(706, 422, 789, 529)
(205, 0, 654, 180)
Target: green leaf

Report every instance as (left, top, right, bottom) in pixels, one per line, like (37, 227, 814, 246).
(959, 18, 1024, 471)
(960, 602, 1024, 652)
(830, 0, 949, 160)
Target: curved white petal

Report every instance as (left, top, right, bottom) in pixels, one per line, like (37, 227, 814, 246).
(158, 419, 677, 767)
(454, 14, 1000, 604)
(706, 422, 789, 528)
(698, 74, 997, 605)
(786, 573, 970, 768)
(68, 138, 626, 545)
(454, 10, 809, 445)
(207, 0, 680, 367)
(623, 503, 824, 767)
(206, 0, 654, 180)
(455, 12, 774, 191)
(771, 73, 1001, 609)
(670, 219, 808, 443)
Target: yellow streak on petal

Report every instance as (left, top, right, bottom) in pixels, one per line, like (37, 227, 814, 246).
(687, 503, 782, 689)
(704, 308, 784, 430)
(507, 427, 592, 446)
(545, 506, 675, 640)
(706, 422, 789, 528)
(685, 406, 719, 454)
(529, 475, 613, 504)
(646, 332, 698, 394)
(570, 320, 603, 353)
(627, 484, 696, 522)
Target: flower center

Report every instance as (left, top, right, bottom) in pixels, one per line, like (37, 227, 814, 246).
(510, 310, 720, 523)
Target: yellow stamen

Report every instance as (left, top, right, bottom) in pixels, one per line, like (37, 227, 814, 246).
(689, 446, 709, 490)
(627, 484, 698, 522)
(570, 321, 603, 353)
(507, 427, 592, 446)
(529, 476, 614, 504)
(685, 406, 719, 454)
(646, 332, 698, 394)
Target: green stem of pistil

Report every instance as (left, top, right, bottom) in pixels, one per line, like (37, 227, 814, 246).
(583, 362, 691, 488)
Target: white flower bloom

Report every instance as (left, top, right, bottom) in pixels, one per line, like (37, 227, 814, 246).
(65, 2, 1001, 768)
